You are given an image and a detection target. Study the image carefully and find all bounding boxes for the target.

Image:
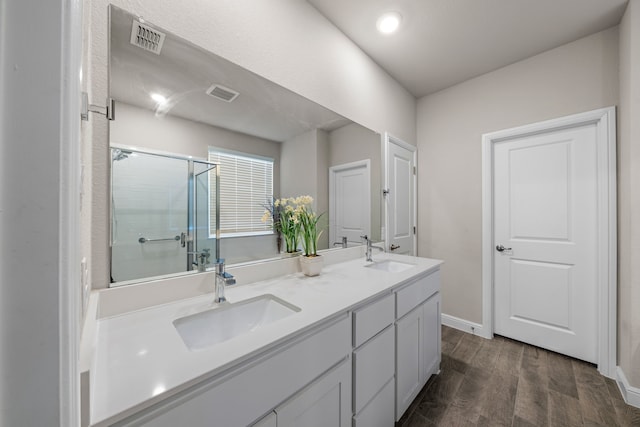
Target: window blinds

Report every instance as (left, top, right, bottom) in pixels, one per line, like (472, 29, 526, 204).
(208, 149, 274, 236)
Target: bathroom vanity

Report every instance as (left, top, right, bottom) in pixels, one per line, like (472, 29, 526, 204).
(82, 249, 442, 426)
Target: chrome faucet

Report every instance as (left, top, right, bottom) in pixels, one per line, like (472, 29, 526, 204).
(189, 248, 210, 272)
(333, 236, 348, 248)
(361, 235, 383, 262)
(214, 258, 236, 303)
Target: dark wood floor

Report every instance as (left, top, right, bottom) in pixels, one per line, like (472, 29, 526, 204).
(398, 326, 640, 427)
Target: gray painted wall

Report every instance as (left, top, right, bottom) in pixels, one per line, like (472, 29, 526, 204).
(416, 27, 619, 325)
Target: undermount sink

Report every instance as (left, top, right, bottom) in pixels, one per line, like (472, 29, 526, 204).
(173, 294, 301, 351)
(366, 259, 414, 273)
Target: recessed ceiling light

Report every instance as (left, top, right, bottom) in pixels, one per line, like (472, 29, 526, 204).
(151, 93, 167, 105)
(376, 12, 402, 34)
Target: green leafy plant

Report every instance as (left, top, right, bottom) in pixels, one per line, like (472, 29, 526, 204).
(263, 197, 301, 253)
(296, 196, 325, 257)
(262, 195, 324, 255)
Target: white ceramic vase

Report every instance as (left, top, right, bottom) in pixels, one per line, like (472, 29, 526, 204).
(299, 255, 323, 276)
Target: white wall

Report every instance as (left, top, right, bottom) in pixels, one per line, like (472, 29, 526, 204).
(280, 129, 317, 198)
(618, 0, 640, 388)
(416, 28, 619, 324)
(0, 0, 81, 425)
(86, 0, 416, 290)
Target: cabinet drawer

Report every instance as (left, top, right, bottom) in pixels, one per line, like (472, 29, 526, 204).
(353, 378, 395, 427)
(353, 325, 394, 414)
(353, 293, 394, 347)
(396, 270, 440, 319)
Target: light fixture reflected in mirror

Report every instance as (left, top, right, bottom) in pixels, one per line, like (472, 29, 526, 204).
(376, 12, 402, 34)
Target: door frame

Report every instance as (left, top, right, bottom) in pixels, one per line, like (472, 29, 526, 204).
(328, 159, 371, 245)
(481, 107, 617, 378)
(383, 132, 417, 254)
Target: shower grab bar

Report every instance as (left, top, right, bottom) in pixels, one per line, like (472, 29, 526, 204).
(138, 235, 181, 244)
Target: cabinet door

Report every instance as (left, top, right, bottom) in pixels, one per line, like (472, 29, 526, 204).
(422, 293, 441, 381)
(276, 359, 351, 427)
(395, 305, 423, 421)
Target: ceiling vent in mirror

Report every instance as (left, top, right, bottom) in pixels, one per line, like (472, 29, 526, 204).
(130, 20, 166, 55)
(206, 84, 240, 103)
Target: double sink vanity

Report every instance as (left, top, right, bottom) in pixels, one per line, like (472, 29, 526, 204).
(81, 247, 442, 426)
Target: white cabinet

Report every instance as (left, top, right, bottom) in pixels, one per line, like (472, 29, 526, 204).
(353, 378, 395, 427)
(351, 294, 395, 426)
(396, 304, 424, 418)
(422, 292, 441, 378)
(353, 325, 394, 413)
(276, 359, 351, 427)
(106, 265, 441, 427)
(117, 316, 350, 427)
(395, 272, 441, 421)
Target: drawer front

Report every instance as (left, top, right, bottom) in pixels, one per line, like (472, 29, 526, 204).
(353, 325, 395, 414)
(396, 269, 440, 319)
(353, 293, 394, 348)
(353, 378, 395, 427)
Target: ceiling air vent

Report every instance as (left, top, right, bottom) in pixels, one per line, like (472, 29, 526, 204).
(206, 84, 240, 103)
(130, 20, 166, 55)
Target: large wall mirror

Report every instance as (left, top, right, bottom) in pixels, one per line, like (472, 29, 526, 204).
(109, 6, 382, 285)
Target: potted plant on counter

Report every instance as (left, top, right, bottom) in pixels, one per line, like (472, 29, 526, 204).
(263, 197, 301, 255)
(297, 195, 325, 276)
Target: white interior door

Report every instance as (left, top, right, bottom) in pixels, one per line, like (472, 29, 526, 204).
(329, 160, 371, 245)
(493, 124, 598, 363)
(385, 134, 416, 255)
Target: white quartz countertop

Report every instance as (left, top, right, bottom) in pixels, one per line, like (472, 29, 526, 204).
(90, 253, 442, 425)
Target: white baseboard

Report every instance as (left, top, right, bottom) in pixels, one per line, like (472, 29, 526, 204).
(616, 366, 640, 409)
(441, 314, 491, 339)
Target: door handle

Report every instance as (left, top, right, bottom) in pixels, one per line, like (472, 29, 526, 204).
(495, 244, 512, 252)
(390, 244, 400, 251)
(180, 232, 192, 248)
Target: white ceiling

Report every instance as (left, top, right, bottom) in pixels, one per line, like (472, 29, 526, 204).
(308, 0, 628, 97)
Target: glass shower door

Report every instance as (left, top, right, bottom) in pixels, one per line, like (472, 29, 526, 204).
(193, 160, 218, 268)
(111, 149, 189, 282)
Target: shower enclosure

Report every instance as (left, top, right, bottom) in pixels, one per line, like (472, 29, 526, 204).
(110, 147, 218, 284)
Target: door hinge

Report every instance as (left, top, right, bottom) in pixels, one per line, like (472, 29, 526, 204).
(413, 166, 416, 175)
(413, 226, 416, 235)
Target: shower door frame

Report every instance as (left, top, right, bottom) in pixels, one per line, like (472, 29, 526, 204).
(109, 144, 219, 284)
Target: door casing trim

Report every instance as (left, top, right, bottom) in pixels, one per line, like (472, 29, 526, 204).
(481, 107, 617, 378)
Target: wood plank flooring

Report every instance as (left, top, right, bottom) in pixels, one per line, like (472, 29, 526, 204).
(397, 326, 640, 427)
